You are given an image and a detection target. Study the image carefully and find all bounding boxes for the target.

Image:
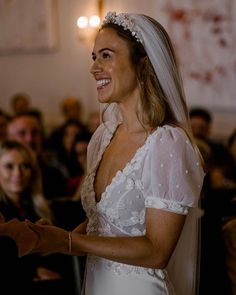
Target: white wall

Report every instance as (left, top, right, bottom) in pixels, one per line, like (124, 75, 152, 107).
(0, 0, 235, 140)
(0, 0, 99, 131)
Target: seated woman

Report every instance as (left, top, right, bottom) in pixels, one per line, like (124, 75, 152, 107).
(0, 140, 75, 295)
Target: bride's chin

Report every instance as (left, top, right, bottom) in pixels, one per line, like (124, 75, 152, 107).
(97, 94, 111, 104)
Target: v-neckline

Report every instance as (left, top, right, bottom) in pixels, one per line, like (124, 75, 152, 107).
(92, 123, 158, 205)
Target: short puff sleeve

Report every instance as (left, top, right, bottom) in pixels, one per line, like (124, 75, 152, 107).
(143, 126, 205, 215)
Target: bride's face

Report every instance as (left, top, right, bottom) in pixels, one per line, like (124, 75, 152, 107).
(90, 28, 139, 105)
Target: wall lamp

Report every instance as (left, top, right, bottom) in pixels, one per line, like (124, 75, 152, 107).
(77, 0, 104, 42)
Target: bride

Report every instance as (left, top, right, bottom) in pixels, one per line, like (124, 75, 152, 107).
(0, 11, 205, 295)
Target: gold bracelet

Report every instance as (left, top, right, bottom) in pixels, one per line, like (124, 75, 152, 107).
(68, 231, 72, 253)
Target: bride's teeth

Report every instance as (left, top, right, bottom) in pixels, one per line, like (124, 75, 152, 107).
(97, 79, 110, 87)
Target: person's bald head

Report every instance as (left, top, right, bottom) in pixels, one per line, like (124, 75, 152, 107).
(61, 95, 83, 121)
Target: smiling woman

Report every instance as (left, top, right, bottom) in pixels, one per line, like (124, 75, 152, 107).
(0, 12, 205, 295)
(0, 140, 51, 219)
(0, 140, 73, 294)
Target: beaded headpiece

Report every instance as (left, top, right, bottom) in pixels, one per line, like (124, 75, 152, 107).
(102, 11, 143, 44)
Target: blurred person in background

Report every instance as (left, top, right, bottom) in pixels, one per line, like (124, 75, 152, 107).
(7, 112, 67, 200)
(0, 109, 11, 144)
(222, 129, 236, 295)
(68, 131, 92, 198)
(189, 107, 212, 141)
(86, 110, 100, 135)
(10, 92, 31, 115)
(48, 119, 88, 197)
(192, 108, 234, 294)
(0, 140, 76, 295)
(46, 95, 87, 151)
(189, 107, 227, 169)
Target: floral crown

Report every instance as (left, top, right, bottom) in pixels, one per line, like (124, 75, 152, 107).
(102, 11, 143, 44)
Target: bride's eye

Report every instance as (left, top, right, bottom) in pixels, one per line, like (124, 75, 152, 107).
(102, 51, 111, 59)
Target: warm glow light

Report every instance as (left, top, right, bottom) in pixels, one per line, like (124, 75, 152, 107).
(89, 15, 100, 28)
(77, 16, 88, 28)
(77, 0, 104, 42)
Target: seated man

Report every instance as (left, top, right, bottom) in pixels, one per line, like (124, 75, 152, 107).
(7, 112, 67, 199)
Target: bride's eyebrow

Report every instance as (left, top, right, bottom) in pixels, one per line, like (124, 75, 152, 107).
(99, 48, 115, 53)
(92, 47, 115, 59)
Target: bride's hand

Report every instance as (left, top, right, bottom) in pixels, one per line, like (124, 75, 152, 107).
(0, 218, 39, 257)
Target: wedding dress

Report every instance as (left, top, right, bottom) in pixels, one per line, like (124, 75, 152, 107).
(81, 121, 205, 295)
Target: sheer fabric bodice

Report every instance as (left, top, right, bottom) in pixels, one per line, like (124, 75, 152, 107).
(81, 121, 205, 295)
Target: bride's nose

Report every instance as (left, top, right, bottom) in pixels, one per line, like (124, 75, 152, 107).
(90, 59, 102, 75)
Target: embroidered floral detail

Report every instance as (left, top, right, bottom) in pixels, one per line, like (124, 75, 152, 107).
(103, 11, 143, 44)
(145, 197, 189, 214)
(87, 256, 166, 280)
(126, 178, 135, 190)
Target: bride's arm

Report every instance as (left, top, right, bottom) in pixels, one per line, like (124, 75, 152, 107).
(24, 218, 89, 257)
(28, 209, 185, 269)
(72, 209, 185, 268)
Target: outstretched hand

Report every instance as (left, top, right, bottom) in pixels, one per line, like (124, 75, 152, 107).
(0, 216, 39, 257)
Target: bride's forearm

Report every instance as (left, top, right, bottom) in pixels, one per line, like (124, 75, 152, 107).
(69, 233, 165, 268)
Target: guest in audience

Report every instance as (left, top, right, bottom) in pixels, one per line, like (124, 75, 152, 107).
(7, 112, 67, 199)
(223, 216, 236, 295)
(61, 95, 83, 122)
(189, 107, 227, 168)
(228, 129, 236, 169)
(0, 140, 76, 295)
(221, 129, 236, 295)
(86, 110, 100, 135)
(0, 109, 11, 144)
(189, 107, 212, 140)
(47, 119, 88, 195)
(68, 131, 92, 198)
(46, 95, 86, 151)
(195, 115, 234, 294)
(10, 92, 31, 115)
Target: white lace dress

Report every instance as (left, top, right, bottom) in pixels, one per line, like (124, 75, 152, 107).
(81, 122, 205, 295)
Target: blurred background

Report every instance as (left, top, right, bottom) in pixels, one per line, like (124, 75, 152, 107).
(0, 0, 235, 142)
